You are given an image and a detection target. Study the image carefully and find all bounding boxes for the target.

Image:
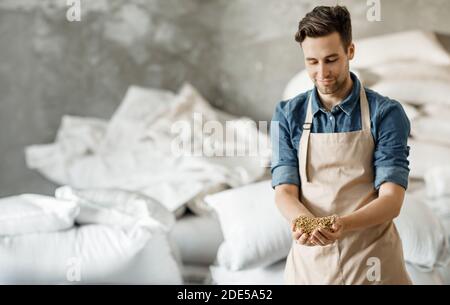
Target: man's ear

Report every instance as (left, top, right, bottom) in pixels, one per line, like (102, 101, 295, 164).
(347, 42, 355, 60)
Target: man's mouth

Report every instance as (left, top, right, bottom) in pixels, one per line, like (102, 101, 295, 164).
(317, 79, 334, 85)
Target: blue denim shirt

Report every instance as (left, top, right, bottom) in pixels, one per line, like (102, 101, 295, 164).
(271, 72, 411, 190)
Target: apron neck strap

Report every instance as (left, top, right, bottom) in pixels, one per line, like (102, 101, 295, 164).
(300, 82, 370, 184)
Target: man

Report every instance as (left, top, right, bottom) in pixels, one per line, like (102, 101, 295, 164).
(271, 6, 412, 284)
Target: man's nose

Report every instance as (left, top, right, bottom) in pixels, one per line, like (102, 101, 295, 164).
(318, 63, 329, 79)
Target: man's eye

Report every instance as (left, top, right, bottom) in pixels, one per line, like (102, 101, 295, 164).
(327, 59, 338, 63)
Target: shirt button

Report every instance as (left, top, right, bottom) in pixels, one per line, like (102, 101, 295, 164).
(329, 116, 333, 120)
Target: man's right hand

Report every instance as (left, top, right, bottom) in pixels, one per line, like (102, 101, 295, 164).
(291, 218, 316, 247)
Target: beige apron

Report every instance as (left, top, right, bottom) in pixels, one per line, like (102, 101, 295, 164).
(284, 85, 412, 285)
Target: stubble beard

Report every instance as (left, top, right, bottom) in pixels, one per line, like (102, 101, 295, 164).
(315, 75, 345, 95)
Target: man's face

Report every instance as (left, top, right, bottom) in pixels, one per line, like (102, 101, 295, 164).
(301, 32, 354, 95)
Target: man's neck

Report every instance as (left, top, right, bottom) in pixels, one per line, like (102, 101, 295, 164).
(317, 74, 353, 112)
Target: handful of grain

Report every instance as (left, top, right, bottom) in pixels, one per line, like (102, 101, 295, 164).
(294, 215, 336, 234)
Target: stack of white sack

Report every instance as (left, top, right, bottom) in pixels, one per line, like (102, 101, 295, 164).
(421, 166, 450, 283)
(0, 187, 183, 284)
(25, 83, 271, 216)
(359, 31, 450, 181)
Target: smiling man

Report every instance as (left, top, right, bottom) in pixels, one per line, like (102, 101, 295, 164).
(271, 6, 412, 284)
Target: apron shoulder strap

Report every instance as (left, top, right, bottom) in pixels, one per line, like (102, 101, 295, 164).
(359, 86, 371, 132)
(300, 92, 313, 183)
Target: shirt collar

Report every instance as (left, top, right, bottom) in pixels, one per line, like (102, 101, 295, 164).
(310, 71, 361, 117)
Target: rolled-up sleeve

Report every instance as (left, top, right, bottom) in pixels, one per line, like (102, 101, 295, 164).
(373, 100, 411, 190)
(270, 102, 300, 189)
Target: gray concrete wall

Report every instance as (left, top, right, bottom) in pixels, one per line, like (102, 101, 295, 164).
(1, 0, 450, 196)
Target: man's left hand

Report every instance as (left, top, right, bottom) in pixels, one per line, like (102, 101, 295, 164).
(309, 215, 345, 246)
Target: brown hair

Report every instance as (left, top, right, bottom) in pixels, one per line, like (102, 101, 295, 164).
(295, 6, 352, 49)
